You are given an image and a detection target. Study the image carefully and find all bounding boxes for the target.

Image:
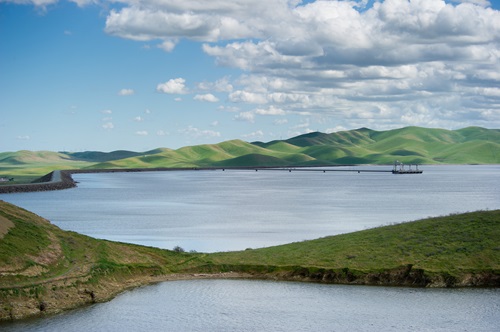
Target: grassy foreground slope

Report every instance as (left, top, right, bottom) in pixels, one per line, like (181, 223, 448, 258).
(211, 210, 500, 277)
(0, 200, 210, 320)
(1, 200, 499, 320)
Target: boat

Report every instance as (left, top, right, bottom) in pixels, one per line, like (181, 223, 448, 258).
(392, 161, 423, 174)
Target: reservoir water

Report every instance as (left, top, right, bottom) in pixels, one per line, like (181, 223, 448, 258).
(1, 165, 499, 331)
(1, 165, 499, 252)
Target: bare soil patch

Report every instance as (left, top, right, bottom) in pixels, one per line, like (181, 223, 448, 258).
(0, 215, 14, 239)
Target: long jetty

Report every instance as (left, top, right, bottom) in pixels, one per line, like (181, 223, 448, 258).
(246, 168, 391, 173)
(0, 165, 420, 194)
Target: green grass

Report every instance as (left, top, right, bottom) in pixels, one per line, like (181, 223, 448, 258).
(211, 210, 500, 274)
(2, 202, 498, 279)
(1, 126, 499, 183)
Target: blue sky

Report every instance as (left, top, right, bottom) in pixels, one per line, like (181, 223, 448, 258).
(1, 0, 499, 152)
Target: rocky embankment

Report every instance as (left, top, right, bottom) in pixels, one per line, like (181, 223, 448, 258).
(0, 171, 76, 194)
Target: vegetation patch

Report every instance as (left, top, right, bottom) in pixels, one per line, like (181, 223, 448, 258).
(0, 200, 499, 321)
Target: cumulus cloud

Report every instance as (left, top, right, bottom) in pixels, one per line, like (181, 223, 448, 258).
(229, 90, 267, 104)
(451, 0, 491, 7)
(234, 111, 255, 123)
(274, 118, 288, 125)
(118, 88, 134, 96)
(242, 130, 265, 139)
(157, 39, 176, 52)
(194, 93, 219, 102)
(134, 116, 144, 122)
(197, 77, 233, 92)
(136, 130, 148, 136)
(156, 130, 167, 136)
(255, 105, 286, 116)
(18, 0, 500, 131)
(156, 78, 188, 94)
(179, 125, 221, 139)
(16, 135, 30, 140)
(102, 122, 114, 130)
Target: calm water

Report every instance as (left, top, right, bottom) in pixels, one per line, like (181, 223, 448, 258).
(2, 280, 499, 332)
(1, 165, 499, 331)
(1, 165, 499, 252)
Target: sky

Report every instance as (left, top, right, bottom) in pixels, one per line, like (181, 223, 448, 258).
(1, 0, 499, 152)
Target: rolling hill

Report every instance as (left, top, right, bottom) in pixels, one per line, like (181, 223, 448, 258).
(1, 126, 499, 182)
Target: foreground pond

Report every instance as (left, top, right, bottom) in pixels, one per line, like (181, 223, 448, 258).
(2, 280, 499, 331)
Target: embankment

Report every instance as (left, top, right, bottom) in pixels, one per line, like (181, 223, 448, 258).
(0, 171, 76, 194)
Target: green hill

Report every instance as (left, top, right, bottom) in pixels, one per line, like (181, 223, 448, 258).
(1, 126, 499, 182)
(1, 201, 499, 321)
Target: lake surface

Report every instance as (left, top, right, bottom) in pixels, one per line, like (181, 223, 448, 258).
(1, 165, 499, 252)
(1, 165, 499, 331)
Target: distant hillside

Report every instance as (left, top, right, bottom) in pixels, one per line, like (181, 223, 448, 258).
(75, 126, 500, 169)
(1, 127, 499, 181)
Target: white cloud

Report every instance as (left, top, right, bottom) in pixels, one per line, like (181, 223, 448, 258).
(6, 0, 58, 8)
(102, 122, 114, 130)
(179, 125, 221, 139)
(16, 0, 500, 131)
(118, 88, 134, 96)
(134, 116, 144, 122)
(69, 0, 97, 7)
(325, 126, 347, 134)
(135, 130, 148, 136)
(229, 90, 267, 104)
(450, 0, 491, 7)
(234, 111, 255, 123)
(156, 78, 188, 94)
(274, 118, 288, 125)
(101, 109, 112, 114)
(157, 39, 177, 52)
(254, 105, 286, 116)
(17, 135, 30, 140)
(218, 105, 240, 113)
(156, 130, 167, 136)
(241, 130, 264, 139)
(194, 93, 219, 102)
(197, 77, 233, 92)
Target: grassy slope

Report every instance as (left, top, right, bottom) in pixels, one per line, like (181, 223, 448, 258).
(1, 127, 499, 182)
(211, 210, 500, 274)
(0, 200, 210, 320)
(1, 200, 499, 320)
(71, 126, 500, 167)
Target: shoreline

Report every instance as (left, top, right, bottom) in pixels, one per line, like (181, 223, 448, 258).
(0, 164, 391, 194)
(2, 266, 498, 322)
(0, 271, 253, 322)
